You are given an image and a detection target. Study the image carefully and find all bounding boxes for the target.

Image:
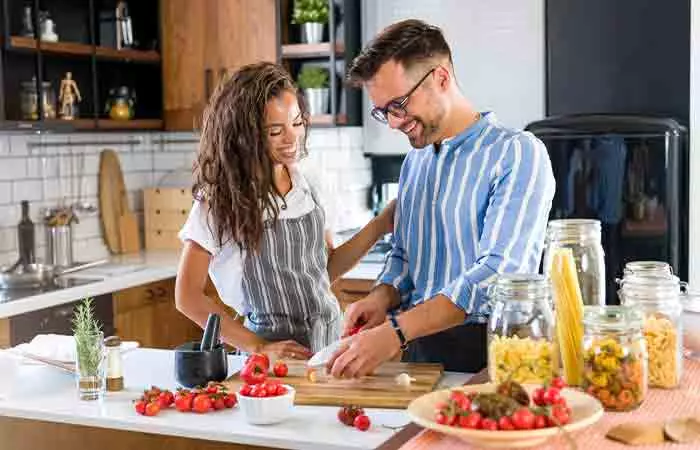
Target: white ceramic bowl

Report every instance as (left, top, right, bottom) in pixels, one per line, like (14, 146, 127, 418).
(407, 383, 603, 449)
(237, 385, 295, 425)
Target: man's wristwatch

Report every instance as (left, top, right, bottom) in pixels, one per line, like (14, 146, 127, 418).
(388, 313, 409, 351)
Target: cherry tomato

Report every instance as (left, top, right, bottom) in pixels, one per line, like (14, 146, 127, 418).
(511, 407, 536, 430)
(551, 404, 570, 425)
(532, 387, 546, 406)
(240, 360, 268, 385)
(354, 414, 371, 431)
(213, 397, 226, 410)
(551, 376, 567, 390)
(273, 361, 289, 377)
(192, 394, 213, 413)
(349, 325, 362, 336)
(157, 391, 174, 409)
(534, 415, 547, 429)
(435, 412, 449, 425)
(224, 393, 237, 408)
(245, 353, 270, 371)
(174, 392, 194, 412)
(206, 386, 218, 395)
(457, 414, 472, 428)
(481, 418, 498, 431)
(239, 384, 253, 397)
(542, 387, 562, 406)
(144, 402, 160, 416)
(449, 391, 471, 412)
(553, 396, 568, 407)
(498, 416, 515, 431)
(134, 400, 147, 415)
(464, 412, 482, 429)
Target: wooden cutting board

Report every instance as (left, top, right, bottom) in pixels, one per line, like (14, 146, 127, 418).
(99, 149, 128, 254)
(223, 360, 443, 409)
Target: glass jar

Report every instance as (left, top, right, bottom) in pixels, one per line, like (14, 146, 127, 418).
(20, 78, 56, 120)
(75, 331, 106, 400)
(104, 335, 124, 392)
(618, 274, 683, 388)
(582, 306, 648, 411)
(623, 261, 673, 278)
(487, 274, 557, 384)
(544, 219, 605, 306)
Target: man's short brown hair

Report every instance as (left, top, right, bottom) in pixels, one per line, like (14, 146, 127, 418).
(347, 19, 452, 86)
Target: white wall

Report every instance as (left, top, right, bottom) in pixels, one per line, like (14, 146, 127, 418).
(690, 0, 700, 288)
(361, 0, 545, 154)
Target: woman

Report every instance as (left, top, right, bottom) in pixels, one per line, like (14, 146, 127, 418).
(176, 62, 394, 359)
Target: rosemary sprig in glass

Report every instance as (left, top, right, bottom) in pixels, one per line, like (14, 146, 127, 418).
(72, 298, 103, 377)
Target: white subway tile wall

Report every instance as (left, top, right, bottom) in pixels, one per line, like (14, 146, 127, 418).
(0, 127, 371, 266)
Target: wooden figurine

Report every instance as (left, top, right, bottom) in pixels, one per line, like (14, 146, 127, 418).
(58, 72, 81, 120)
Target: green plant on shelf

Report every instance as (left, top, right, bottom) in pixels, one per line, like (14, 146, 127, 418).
(72, 297, 103, 377)
(292, 0, 329, 24)
(297, 66, 330, 89)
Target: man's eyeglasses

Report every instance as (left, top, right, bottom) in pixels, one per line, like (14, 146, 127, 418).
(370, 68, 436, 124)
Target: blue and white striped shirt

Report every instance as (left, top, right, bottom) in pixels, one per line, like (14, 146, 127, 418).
(378, 112, 556, 320)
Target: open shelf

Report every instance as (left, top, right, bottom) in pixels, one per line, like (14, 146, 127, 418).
(97, 119, 163, 130)
(8, 36, 160, 63)
(281, 42, 344, 59)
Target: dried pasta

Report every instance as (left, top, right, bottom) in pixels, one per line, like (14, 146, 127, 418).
(549, 248, 585, 386)
(644, 314, 680, 388)
(488, 335, 555, 384)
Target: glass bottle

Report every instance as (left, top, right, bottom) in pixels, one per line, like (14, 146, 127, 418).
(487, 274, 557, 384)
(622, 261, 673, 278)
(544, 219, 605, 306)
(582, 306, 647, 411)
(17, 200, 35, 266)
(104, 335, 124, 392)
(618, 274, 683, 388)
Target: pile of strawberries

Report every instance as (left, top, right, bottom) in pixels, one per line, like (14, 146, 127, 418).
(134, 382, 237, 416)
(238, 352, 290, 397)
(434, 377, 572, 431)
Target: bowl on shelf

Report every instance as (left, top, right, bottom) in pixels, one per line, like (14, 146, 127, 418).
(407, 383, 603, 449)
(237, 385, 296, 425)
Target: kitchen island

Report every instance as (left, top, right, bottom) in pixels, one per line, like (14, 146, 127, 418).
(0, 348, 471, 450)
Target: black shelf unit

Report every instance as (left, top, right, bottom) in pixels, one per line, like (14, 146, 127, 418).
(276, 0, 362, 127)
(0, 0, 162, 132)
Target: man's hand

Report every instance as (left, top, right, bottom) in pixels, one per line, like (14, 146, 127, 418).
(341, 285, 397, 337)
(327, 322, 402, 378)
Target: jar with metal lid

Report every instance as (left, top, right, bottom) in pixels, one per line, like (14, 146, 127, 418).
(544, 219, 605, 306)
(20, 78, 56, 120)
(104, 335, 124, 392)
(487, 274, 557, 384)
(582, 306, 648, 411)
(618, 274, 683, 388)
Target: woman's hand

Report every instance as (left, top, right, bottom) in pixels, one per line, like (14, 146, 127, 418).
(374, 199, 396, 235)
(259, 340, 313, 360)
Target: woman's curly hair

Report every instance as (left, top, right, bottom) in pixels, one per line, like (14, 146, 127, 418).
(192, 62, 309, 252)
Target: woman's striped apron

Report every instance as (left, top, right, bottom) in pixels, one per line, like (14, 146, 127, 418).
(241, 191, 342, 352)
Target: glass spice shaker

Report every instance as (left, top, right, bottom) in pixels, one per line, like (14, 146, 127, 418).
(104, 336, 124, 392)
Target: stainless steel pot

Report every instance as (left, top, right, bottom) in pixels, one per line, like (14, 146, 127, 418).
(0, 259, 107, 290)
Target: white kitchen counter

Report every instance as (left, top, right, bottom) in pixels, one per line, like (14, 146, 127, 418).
(0, 348, 472, 450)
(0, 248, 384, 320)
(0, 250, 183, 319)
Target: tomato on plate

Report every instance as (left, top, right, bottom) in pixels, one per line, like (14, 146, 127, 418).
(511, 407, 536, 430)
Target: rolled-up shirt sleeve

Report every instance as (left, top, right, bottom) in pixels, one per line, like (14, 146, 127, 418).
(438, 134, 555, 318)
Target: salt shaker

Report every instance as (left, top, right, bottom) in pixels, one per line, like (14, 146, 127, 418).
(104, 336, 124, 391)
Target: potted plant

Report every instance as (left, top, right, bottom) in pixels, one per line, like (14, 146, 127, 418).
(292, 0, 329, 44)
(73, 297, 106, 400)
(297, 66, 330, 116)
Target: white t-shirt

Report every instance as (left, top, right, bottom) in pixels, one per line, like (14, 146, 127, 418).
(178, 166, 331, 316)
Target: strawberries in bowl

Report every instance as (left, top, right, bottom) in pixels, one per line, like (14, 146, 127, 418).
(238, 382, 295, 425)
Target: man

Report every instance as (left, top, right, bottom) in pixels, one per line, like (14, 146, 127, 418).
(327, 19, 555, 376)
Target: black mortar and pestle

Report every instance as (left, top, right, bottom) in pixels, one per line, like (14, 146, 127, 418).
(174, 313, 228, 388)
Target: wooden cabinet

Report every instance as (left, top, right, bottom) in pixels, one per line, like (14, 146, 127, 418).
(331, 278, 373, 311)
(113, 278, 201, 349)
(161, 0, 278, 131)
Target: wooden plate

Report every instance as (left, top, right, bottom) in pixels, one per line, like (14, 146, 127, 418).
(407, 383, 604, 449)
